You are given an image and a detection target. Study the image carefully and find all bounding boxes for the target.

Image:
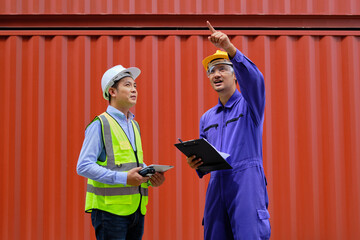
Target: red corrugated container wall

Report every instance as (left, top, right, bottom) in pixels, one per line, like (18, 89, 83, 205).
(1, 32, 360, 240)
(1, 0, 360, 239)
(0, 0, 359, 14)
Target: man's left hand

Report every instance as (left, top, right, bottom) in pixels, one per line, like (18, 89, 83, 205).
(149, 172, 165, 187)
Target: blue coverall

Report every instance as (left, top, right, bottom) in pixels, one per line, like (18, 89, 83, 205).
(199, 49, 271, 240)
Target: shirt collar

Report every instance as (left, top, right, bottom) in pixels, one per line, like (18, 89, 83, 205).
(106, 105, 135, 122)
(216, 89, 241, 110)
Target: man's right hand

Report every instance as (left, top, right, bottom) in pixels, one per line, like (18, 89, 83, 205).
(186, 155, 203, 170)
(127, 167, 149, 186)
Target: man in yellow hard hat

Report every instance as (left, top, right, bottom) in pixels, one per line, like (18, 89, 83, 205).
(186, 22, 271, 240)
(77, 65, 166, 240)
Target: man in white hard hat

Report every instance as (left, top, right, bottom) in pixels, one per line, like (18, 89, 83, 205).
(77, 65, 165, 240)
(186, 22, 271, 239)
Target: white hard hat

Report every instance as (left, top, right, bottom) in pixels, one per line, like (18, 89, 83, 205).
(101, 65, 141, 100)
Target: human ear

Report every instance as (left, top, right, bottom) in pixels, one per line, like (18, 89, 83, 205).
(108, 87, 116, 97)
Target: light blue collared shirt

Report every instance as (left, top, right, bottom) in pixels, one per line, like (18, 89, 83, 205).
(77, 105, 146, 185)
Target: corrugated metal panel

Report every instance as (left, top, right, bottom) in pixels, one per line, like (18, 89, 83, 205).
(0, 0, 359, 14)
(1, 32, 360, 240)
(3, 15, 360, 30)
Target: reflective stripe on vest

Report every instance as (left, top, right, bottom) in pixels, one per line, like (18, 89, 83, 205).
(99, 114, 115, 169)
(87, 184, 149, 196)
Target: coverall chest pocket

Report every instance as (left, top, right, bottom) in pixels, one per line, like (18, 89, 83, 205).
(203, 123, 219, 142)
(225, 113, 244, 127)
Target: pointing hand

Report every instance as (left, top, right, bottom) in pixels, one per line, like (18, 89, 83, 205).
(207, 21, 236, 57)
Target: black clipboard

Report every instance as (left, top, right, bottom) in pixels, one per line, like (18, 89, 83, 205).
(174, 138, 232, 174)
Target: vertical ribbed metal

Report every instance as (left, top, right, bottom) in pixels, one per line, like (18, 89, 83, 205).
(1, 33, 360, 240)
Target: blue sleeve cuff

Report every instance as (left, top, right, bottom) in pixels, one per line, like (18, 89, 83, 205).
(115, 172, 128, 186)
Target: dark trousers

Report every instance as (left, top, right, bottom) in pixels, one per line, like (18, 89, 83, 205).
(91, 209, 145, 240)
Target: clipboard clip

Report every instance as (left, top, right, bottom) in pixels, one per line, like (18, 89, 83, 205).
(178, 138, 198, 146)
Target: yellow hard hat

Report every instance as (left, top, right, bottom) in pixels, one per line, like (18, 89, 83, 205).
(202, 50, 230, 71)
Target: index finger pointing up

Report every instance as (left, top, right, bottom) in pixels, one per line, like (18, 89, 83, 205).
(207, 21, 216, 33)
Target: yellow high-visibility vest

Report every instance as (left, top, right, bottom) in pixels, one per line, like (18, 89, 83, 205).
(85, 112, 148, 216)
